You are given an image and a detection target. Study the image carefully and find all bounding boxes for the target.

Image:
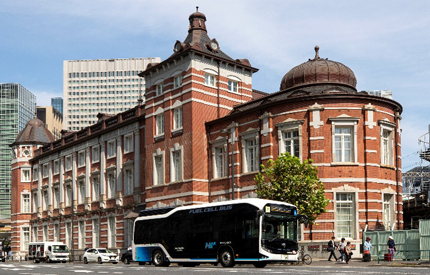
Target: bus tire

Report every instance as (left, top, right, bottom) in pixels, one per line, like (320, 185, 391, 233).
(152, 250, 166, 267)
(253, 262, 267, 268)
(219, 248, 234, 267)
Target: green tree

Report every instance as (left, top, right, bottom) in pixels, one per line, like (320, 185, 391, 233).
(254, 152, 329, 225)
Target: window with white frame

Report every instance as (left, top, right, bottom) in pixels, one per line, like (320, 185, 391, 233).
(92, 176, 100, 201)
(204, 73, 215, 87)
(383, 193, 394, 230)
(78, 180, 85, 204)
(92, 146, 100, 163)
(153, 152, 164, 186)
(32, 225, 37, 242)
(171, 146, 183, 182)
(174, 74, 183, 88)
(241, 130, 259, 173)
(92, 219, 100, 248)
(22, 168, 31, 182)
(21, 193, 31, 213)
(124, 134, 133, 154)
(381, 127, 394, 166)
(78, 220, 85, 249)
(33, 167, 39, 181)
(281, 129, 300, 157)
(33, 193, 38, 212)
(65, 222, 72, 249)
(65, 156, 72, 171)
(53, 160, 59, 175)
(53, 187, 60, 208)
(54, 224, 60, 241)
(43, 225, 48, 241)
(107, 173, 116, 199)
(330, 117, 359, 163)
(78, 150, 85, 167)
(156, 83, 164, 96)
(124, 220, 134, 247)
(108, 216, 116, 248)
(65, 184, 72, 206)
(107, 140, 116, 158)
(124, 168, 133, 195)
(336, 193, 355, 238)
(43, 163, 49, 178)
(21, 227, 30, 251)
(213, 145, 227, 179)
(228, 79, 238, 93)
(43, 190, 48, 211)
(156, 114, 165, 136)
(173, 107, 183, 130)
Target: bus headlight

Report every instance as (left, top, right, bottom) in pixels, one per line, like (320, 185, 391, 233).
(292, 250, 296, 255)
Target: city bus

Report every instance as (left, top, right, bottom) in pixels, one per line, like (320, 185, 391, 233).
(133, 198, 306, 268)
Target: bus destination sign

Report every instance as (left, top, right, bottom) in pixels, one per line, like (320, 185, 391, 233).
(265, 204, 296, 215)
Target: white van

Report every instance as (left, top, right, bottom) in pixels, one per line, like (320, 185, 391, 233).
(28, 242, 69, 263)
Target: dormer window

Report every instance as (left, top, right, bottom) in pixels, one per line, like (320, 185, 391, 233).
(228, 80, 238, 93)
(205, 73, 215, 87)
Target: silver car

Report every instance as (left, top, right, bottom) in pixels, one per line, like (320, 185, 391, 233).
(83, 248, 119, 264)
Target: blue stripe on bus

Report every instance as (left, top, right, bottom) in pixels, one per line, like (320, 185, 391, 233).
(136, 246, 152, 262)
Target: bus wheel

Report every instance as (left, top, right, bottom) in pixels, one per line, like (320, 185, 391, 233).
(219, 249, 234, 267)
(253, 262, 267, 268)
(152, 250, 166, 267)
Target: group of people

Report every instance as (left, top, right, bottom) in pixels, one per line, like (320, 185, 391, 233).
(327, 235, 396, 263)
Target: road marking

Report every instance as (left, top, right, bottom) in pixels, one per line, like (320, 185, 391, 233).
(73, 271, 93, 273)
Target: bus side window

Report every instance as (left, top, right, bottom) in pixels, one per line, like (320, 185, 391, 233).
(242, 220, 257, 239)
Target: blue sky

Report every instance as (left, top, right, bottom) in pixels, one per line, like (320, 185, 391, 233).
(1, 0, 429, 170)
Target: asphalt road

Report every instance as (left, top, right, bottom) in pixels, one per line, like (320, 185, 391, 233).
(1, 262, 429, 275)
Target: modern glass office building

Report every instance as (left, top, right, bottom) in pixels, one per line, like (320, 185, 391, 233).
(0, 83, 36, 219)
(51, 97, 63, 114)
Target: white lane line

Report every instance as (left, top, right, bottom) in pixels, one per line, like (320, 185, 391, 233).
(73, 271, 93, 273)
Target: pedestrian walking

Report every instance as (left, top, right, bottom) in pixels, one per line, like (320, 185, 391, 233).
(338, 238, 346, 262)
(345, 242, 352, 264)
(363, 236, 372, 262)
(387, 236, 396, 260)
(327, 236, 338, 261)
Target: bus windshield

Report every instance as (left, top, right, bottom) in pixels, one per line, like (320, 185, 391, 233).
(262, 214, 297, 242)
(52, 245, 69, 253)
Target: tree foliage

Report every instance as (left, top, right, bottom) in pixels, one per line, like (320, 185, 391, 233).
(254, 152, 329, 225)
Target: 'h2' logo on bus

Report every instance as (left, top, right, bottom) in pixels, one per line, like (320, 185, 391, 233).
(205, 242, 216, 249)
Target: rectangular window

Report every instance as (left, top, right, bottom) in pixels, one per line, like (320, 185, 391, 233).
(22, 227, 30, 251)
(92, 219, 100, 248)
(43, 163, 49, 178)
(336, 193, 355, 238)
(33, 167, 39, 181)
(92, 176, 100, 201)
(124, 134, 133, 154)
(124, 168, 133, 196)
(22, 193, 30, 213)
(214, 146, 227, 178)
(154, 155, 164, 185)
(334, 126, 353, 163)
(107, 140, 116, 158)
(156, 83, 163, 96)
(54, 224, 60, 242)
(108, 217, 116, 248)
(32, 226, 37, 242)
(282, 129, 300, 157)
(108, 173, 116, 199)
(78, 151, 85, 167)
(204, 73, 215, 87)
(124, 220, 134, 247)
(22, 169, 31, 182)
(156, 114, 165, 136)
(383, 194, 394, 230)
(174, 75, 183, 88)
(43, 225, 48, 241)
(228, 79, 238, 92)
(245, 138, 258, 173)
(65, 156, 72, 171)
(171, 150, 182, 182)
(78, 221, 85, 249)
(66, 222, 72, 249)
(381, 128, 394, 166)
(54, 187, 60, 208)
(66, 185, 72, 206)
(92, 146, 100, 163)
(173, 107, 183, 130)
(53, 160, 59, 175)
(78, 180, 86, 204)
(43, 190, 49, 211)
(33, 193, 38, 212)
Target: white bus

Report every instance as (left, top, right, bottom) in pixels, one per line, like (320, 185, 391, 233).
(133, 198, 307, 268)
(28, 242, 69, 263)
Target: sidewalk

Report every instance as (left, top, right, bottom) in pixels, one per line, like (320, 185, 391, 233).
(310, 258, 430, 267)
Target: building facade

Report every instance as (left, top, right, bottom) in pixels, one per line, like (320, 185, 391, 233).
(11, 10, 403, 257)
(63, 57, 161, 131)
(51, 97, 63, 114)
(37, 106, 64, 140)
(0, 83, 36, 220)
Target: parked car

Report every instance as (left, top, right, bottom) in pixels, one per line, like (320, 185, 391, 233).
(83, 248, 119, 264)
(121, 250, 133, 264)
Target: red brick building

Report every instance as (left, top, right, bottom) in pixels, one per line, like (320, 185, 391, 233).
(10, 9, 402, 258)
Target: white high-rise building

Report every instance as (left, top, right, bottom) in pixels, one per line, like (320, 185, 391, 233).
(63, 57, 161, 130)
(366, 90, 393, 99)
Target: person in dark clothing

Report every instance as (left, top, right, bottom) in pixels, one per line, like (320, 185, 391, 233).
(387, 236, 396, 260)
(327, 236, 338, 261)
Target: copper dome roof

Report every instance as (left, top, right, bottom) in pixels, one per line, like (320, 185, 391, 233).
(280, 46, 357, 91)
(12, 117, 54, 145)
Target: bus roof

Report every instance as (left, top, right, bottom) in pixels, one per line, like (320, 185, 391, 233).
(135, 198, 295, 221)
